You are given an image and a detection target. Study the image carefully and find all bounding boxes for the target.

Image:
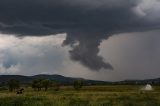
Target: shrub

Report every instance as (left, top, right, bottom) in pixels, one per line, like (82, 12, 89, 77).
(73, 80, 83, 90)
(8, 79, 20, 92)
(32, 78, 43, 91)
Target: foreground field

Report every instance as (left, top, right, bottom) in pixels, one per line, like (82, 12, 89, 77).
(0, 85, 160, 106)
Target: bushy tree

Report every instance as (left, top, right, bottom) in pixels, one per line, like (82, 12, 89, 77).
(32, 78, 43, 91)
(8, 79, 20, 92)
(42, 79, 51, 91)
(73, 80, 83, 90)
(32, 78, 62, 91)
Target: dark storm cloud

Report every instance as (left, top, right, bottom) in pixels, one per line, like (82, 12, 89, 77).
(0, 0, 160, 70)
(62, 30, 114, 70)
(0, 0, 141, 35)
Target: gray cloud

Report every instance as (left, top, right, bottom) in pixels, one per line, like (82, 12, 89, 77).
(0, 34, 68, 74)
(0, 0, 160, 70)
(63, 30, 113, 70)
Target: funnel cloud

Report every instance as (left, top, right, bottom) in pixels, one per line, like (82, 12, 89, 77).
(0, 0, 160, 70)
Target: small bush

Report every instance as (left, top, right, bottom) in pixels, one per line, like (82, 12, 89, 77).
(0, 87, 8, 91)
(73, 80, 83, 90)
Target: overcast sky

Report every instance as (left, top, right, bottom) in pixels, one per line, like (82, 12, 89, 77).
(0, 0, 160, 81)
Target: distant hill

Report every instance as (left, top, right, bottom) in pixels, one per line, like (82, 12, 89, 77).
(0, 74, 108, 86)
(116, 78, 160, 85)
(0, 74, 160, 86)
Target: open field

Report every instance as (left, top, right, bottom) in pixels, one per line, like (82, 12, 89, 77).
(0, 85, 160, 106)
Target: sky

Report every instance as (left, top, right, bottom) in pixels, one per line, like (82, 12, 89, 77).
(0, 0, 160, 81)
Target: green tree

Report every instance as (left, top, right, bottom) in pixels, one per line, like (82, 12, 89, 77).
(32, 78, 43, 91)
(73, 80, 83, 90)
(8, 79, 20, 92)
(42, 79, 51, 91)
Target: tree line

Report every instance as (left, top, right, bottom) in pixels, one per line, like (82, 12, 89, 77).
(7, 78, 83, 92)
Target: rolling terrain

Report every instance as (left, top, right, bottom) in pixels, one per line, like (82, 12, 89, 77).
(0, 74, 160, 85)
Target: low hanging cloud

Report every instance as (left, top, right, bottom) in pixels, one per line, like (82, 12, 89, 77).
(0, 0, 160, 70)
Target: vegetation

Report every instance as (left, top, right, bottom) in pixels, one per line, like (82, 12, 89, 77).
(73, 80, 83, 90)
(53, 82, 61, 91)
(32, 78, 44, 91)
(0, 85, 159, 106)
(31, 78, 60, 91)
(42, 79, 51, 91)
(8, 79, 20, 92)
(32, 78, 54, 91)
(2, 78, 160, 105)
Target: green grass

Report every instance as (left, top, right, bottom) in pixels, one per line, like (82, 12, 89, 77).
(0, 85, 160, 106)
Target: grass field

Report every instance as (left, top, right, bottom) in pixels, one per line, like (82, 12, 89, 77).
(0, 85, 160, 106)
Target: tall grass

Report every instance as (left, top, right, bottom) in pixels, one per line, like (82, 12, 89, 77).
(0, 85, 159, 106)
